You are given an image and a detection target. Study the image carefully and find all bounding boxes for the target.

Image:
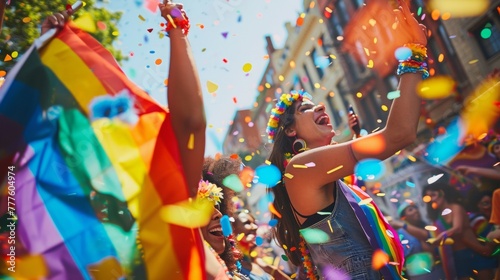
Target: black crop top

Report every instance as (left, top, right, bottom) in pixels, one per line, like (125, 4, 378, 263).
(291, 184, 336, 229)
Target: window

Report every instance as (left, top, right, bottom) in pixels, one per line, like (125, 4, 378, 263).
(326, 94, 342, 127)
(311, 48, 325, 79)
(266, 68, 275, 84)
(329, 14, 344, 37)
(472, 20, 500, 59)
(335, 1, 350, 27)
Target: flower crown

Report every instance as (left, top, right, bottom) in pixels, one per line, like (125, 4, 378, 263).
(197, 180, 223, 205)
(266, 90, 312, 143)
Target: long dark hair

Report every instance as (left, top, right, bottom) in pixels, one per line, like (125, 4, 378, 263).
(267, 101, 304, 265)
(422, 183, 464, 221)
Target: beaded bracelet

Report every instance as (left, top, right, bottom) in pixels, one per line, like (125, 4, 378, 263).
(396, 43, 429, 79)
(165, 13, 190, 36)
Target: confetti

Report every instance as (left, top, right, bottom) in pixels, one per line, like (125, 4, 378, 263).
(394, 47, 412, 61)
(366, 59, 374, 68)
(427, 174, 444, 185)
(187, 133, 194, 150)
(269, 203, 282, 218)
(300, 228, 329, 244)
(160, 198, 213, 228)
(416, 76, 456, 99)
(221, 32, 229, 38)
(292, 164, 308, 169)
(429, 0, 489, 17)
(284, 173, 294, 179)
(268, 219, 278, 227)
(242, 63, 253, 72)
(326, 165, 343, 174)
(354, 159, 385, 182)
(220, 215, 232, 236)
(387, 90, 401, 100)
(441, 208, 452, 216)
(255, 236, 263, 246)
(222, 174, 244, 192)
(155, 58, 162, 65)
(358, 198, 373, 206)
(371, 249, 389, 270)
(405, 252, 433, 276)
(255, 164, 281, 187)
(305, 162, 316, 167)
(424, 225, 437, 231)
(147, 28, 153, 33)
(406, 181, 415, 188)
(206, 80, 219, 94)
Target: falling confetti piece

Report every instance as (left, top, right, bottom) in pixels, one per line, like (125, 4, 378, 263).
(220, 215, 232, 236)
(221, 32, 229, 38)
(269, 219, 278, 227)
(292, 164, 308, 169)
(73, 12, 97, 33)
(255, 236, 264, 246)
(206, 80, 219, 94)
(394, 47, 412, 61)
(372, 249, 389, 270)
(202, 48, 206, 52)
(352, 134, 386, 154)
(424, 225, 437, 231)
(255, 164, 281, 187)
(405, 252, 433, 277)
(0, 70, 6, 77)
(305, 162, 316, 167)
(161, 198, 213, 227)
(138, 15, 146, 21)
(155, 58, 162, 65)
(281, 254, 289, 261)
(284, 173, 294, 179)
(196, 23, 205, 29)
(480, 28, 492, 39)
(326, 165, 343, 174)
(269, 203, 282, 218)
(222, 174, 244, 192)
(429, 0, 489, 17)
(187, 133, 194, 150)
(354, 159, 386, 182)
(427, 174, 444, 184)
(387, 90, 401, 100)
(242, 63, 253, 73)
(441, 208, 452, 215)
(145, 0, 159, 13)
(147, 28, 153, 33)
(366, 59, 374, 68)
(416, 76, 455, 99)
(358, 197, 373, 206)
(232, 97, 237, 104)
(406, 181, 415, 188)
(300, 228, 329, 244)
(4, 54, 12, 62)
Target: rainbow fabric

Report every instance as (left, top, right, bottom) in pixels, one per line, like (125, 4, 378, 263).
(434, 216, 457, 280)
(0, 24, 204, 279)
(339, 181, 405, 279)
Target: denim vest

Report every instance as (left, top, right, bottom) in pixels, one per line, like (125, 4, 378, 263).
(303, 183, 382, 279)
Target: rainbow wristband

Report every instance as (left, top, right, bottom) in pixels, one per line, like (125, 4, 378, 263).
(397, 43, 429, 79)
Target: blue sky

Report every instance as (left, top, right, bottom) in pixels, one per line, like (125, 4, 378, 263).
(103, 0, 303, 156)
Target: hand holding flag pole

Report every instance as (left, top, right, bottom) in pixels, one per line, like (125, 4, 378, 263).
(35, 1, 83, 49)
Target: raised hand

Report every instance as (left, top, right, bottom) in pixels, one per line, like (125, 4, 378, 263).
(41, 11, 69, 35)
(393, 0, 427, 46)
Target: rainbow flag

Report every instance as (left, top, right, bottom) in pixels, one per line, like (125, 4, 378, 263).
(339, 181, 405, 279)
(0, 23, 204, 279)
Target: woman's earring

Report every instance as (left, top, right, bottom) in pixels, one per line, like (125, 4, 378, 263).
(292, 138, 307, 154)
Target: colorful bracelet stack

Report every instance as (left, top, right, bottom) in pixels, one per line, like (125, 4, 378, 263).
(396, 43, 429, 79)
(165, 12, 190, 36)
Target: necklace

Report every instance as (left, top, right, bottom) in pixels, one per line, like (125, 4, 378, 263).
(299, 236, 319, 279)
(204, 241, 233, 279)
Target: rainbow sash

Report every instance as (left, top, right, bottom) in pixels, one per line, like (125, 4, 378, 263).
(339, 181, 405, 279)
(0, 24, 204, 279)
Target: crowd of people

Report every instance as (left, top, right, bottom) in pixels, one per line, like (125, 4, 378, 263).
(6, 0, 500, 279)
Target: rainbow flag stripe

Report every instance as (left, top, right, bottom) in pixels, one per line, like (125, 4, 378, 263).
(339, 181, 404, 279)
(0, 24, 204, 279)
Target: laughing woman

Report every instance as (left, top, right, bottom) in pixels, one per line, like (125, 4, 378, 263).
(265, 2, 428, 279)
